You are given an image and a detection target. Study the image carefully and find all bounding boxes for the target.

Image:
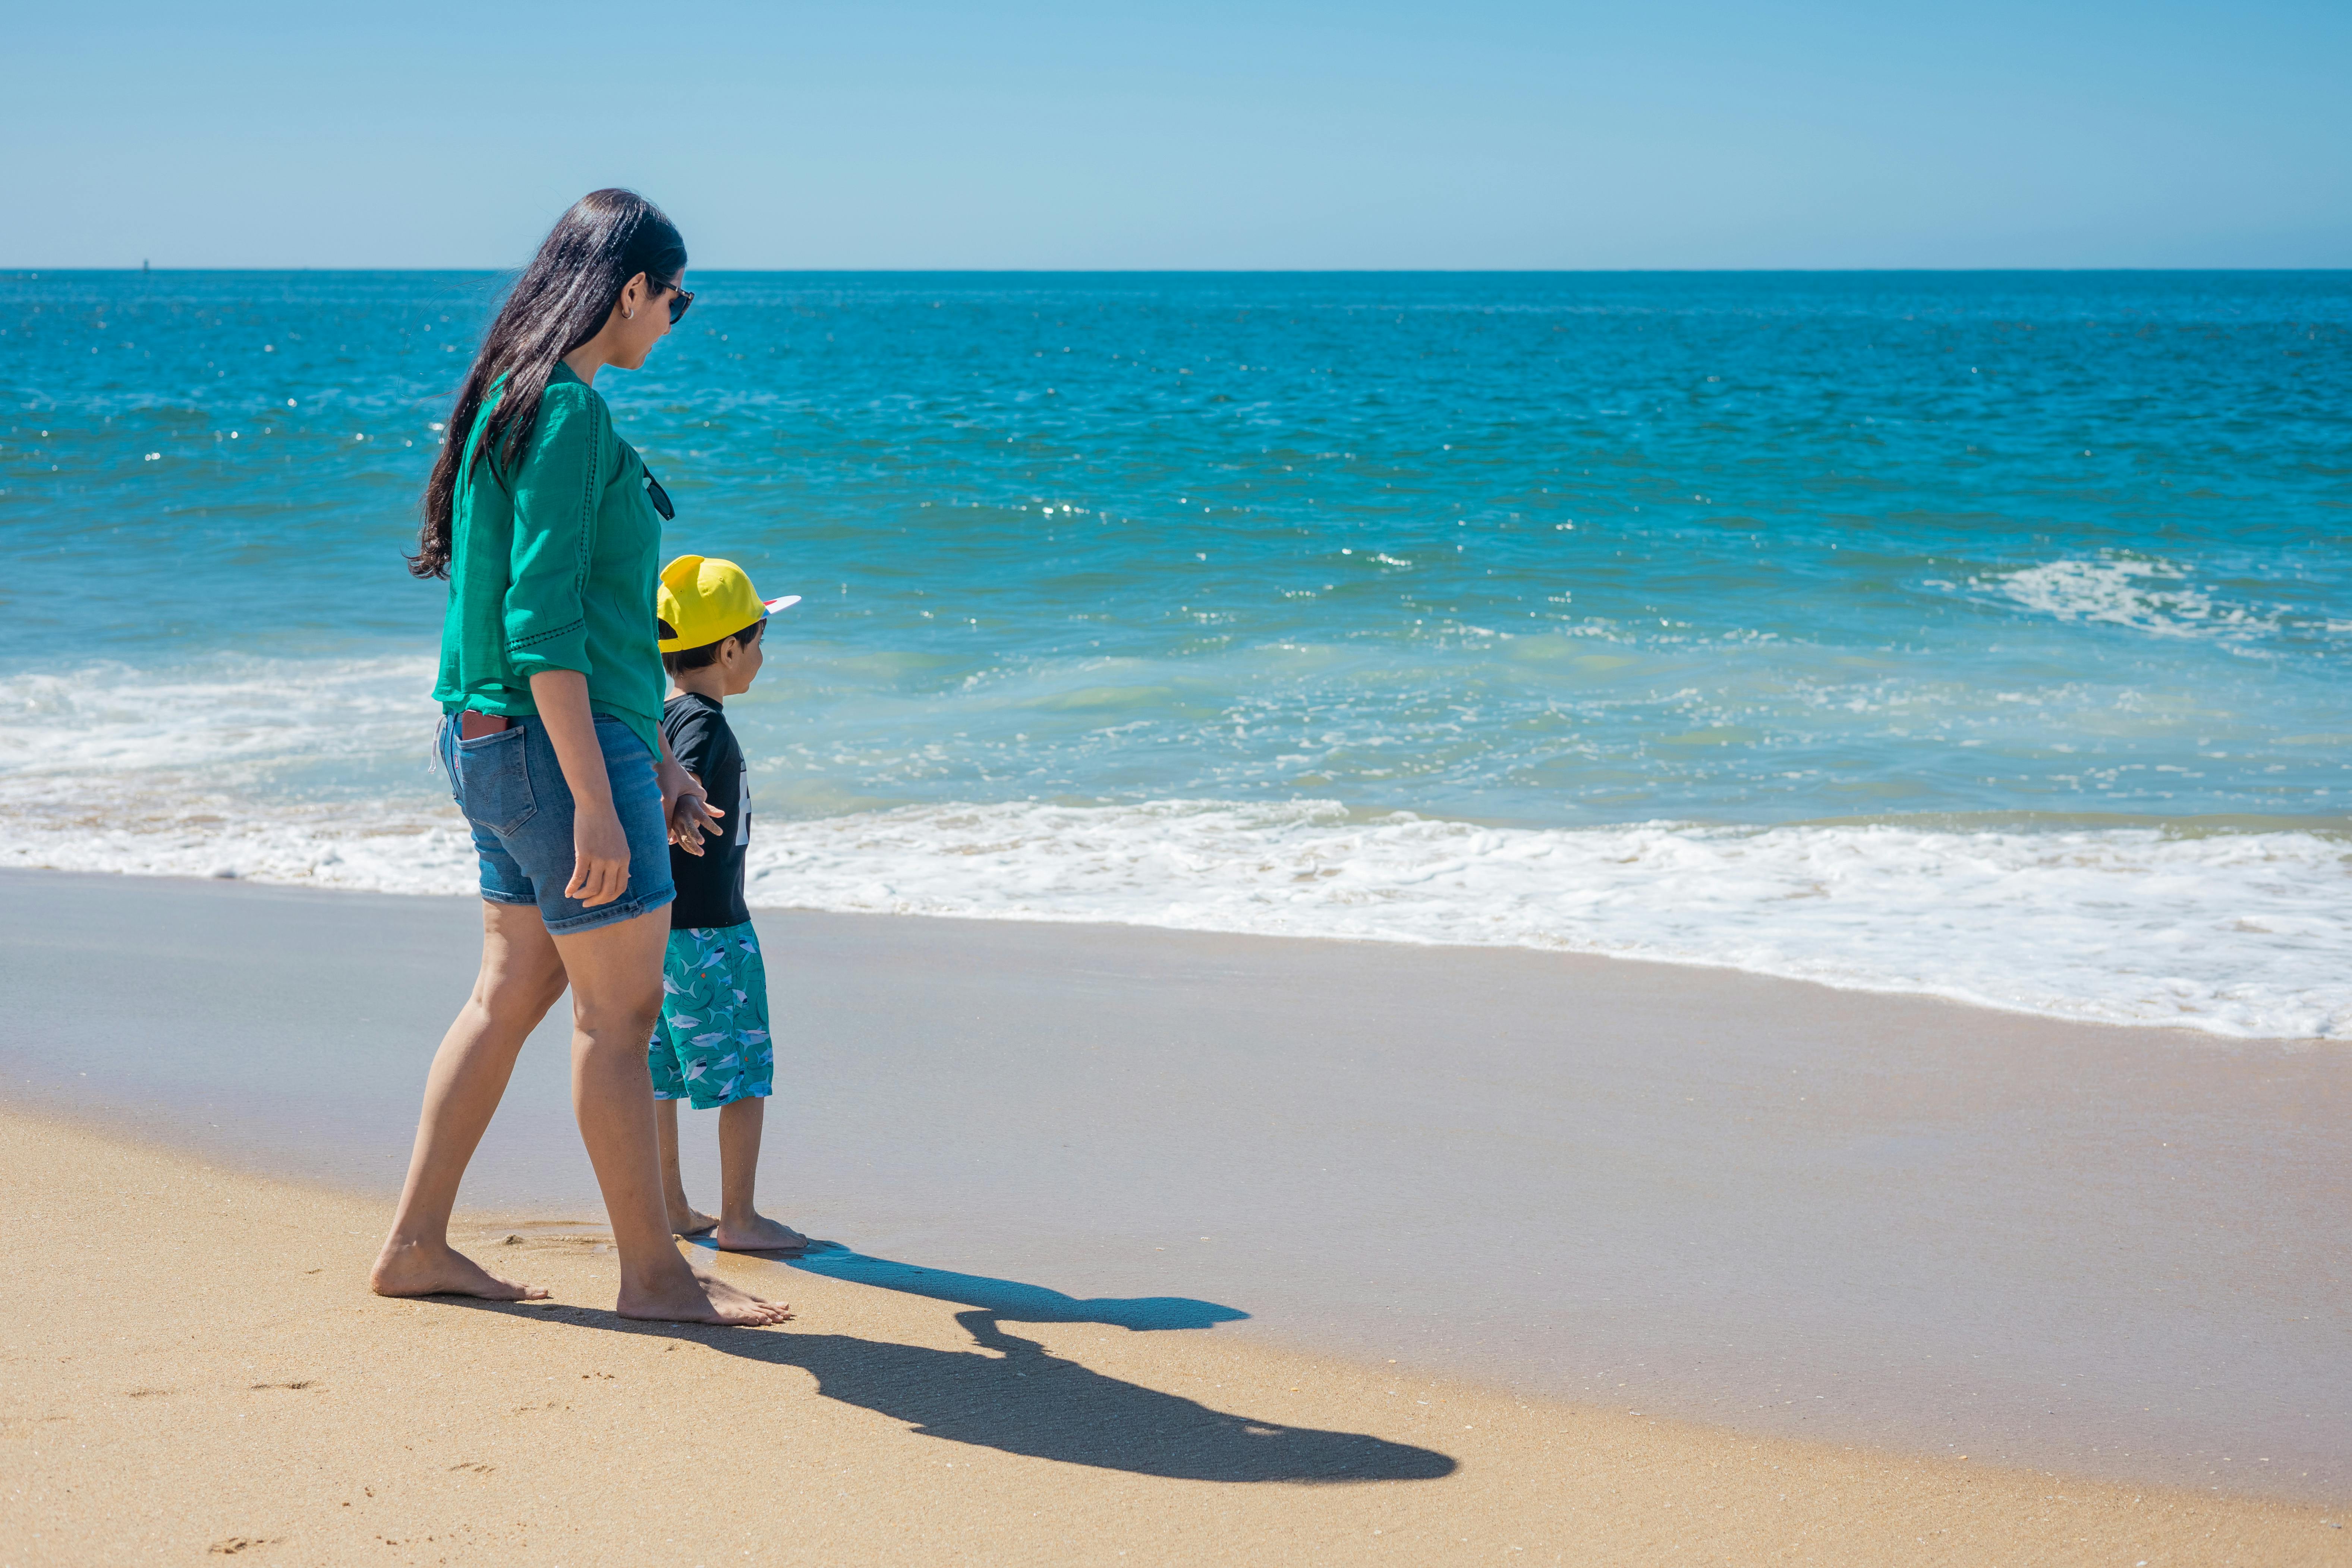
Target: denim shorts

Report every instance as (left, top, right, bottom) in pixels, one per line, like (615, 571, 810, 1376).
(439, 711, 676, 935)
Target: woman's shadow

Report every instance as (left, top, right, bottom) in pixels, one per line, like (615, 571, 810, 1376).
(592, 1241, 1458, 1483)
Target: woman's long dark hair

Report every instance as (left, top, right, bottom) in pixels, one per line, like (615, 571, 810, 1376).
(409, 189, 686, 579)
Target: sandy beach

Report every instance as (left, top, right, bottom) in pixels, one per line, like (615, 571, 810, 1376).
(2, 868, 2347, 1563)
(5, 1110, 2347, 1566)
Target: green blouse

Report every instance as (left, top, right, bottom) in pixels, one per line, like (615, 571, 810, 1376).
(431, 362, 667, 753)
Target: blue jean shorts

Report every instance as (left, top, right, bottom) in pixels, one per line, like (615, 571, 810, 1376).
(439, 711, 676, 935)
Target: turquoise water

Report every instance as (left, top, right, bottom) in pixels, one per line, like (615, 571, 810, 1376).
(4, 270, 2348, 1034)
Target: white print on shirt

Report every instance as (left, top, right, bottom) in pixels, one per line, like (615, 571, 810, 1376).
(734, 758, 750, 846)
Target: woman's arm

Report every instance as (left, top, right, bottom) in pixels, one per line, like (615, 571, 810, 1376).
(503, 388, 603, 684)
(529, 670, 629, 907)
(500, 387, 636, 906)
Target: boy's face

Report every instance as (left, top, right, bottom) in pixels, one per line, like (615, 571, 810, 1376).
(722, 623, 766, 696)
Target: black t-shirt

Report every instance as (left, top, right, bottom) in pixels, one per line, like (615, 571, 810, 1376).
(662, 692, 751, 929)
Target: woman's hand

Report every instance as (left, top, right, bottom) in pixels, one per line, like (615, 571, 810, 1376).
(566, 798, 633, 907)
(658, 757, 725, 856)
(527, 669, 632, 907)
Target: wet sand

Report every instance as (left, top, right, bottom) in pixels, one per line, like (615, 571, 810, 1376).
(0, 868, 2346, 1517)
(6, 1110, 2346, 1567)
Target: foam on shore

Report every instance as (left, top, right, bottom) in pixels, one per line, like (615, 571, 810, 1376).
(1, 778, 2341, 1039)
(4, 653, 2342, 1039)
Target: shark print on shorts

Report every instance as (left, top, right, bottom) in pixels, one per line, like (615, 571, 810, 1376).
(648, 921, 774, 1109)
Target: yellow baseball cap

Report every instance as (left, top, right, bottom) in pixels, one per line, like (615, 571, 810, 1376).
(656, 555, 801, 652)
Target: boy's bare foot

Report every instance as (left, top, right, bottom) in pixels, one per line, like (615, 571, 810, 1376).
(713, 1214, 810, 1253)
(370, 1237, 548, 1302)
(668, 1203, 718, 1238)
(617, 1265, 793, 1326)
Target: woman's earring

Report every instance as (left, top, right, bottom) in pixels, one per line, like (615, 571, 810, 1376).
(623, 307, 637, 320)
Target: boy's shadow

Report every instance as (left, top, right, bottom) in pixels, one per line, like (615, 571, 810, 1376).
(769, 1241, 1254, 1332)
(487, 1243, 1455, 1483)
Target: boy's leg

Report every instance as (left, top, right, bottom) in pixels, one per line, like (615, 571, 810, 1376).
(698, 923, 805, 1252)
(648, 927, 717, 1237)
(717, 1095, 761, 1222)
(654, 1097, 717, 1237)
(713, 1095, 808, 1252)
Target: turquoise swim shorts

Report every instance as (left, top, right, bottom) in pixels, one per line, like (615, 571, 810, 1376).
(648, 922, 774, 1109)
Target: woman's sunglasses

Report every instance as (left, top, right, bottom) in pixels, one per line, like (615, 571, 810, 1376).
(666, 287, 695, 326)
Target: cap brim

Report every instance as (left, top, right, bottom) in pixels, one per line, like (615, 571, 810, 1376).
(764, 595, 802, 613)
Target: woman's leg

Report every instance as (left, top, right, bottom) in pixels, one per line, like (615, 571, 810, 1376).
(552, 906, 791, 1325)
(371, 901, 569, 1300)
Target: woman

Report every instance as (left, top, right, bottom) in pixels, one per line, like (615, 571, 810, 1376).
(373, 189, 790, 1326)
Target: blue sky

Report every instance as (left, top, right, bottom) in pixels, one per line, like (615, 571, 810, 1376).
(7, 0, 2347, 268)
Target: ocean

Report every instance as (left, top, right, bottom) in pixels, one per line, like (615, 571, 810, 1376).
(3, 269, 2346, 1037)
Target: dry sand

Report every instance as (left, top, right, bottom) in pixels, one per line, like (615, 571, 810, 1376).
(3, 1111, 2345, 1568)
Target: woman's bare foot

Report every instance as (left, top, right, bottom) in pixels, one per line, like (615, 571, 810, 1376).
(616, 1265, 793, 1326)
(370, 1237, 548, 1301)
(667, 1202, 718, 1238)
(713, 1213, 810, 1253)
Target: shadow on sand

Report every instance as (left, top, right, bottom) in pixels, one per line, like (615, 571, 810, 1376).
(451, 1248, 1454, 1482)
(763, 1240, 1255, 1332)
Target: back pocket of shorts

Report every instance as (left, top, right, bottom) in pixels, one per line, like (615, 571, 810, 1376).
(453, 728, 536, 838)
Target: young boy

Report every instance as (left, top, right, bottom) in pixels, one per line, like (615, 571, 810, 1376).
(649, 554, 808, 1251)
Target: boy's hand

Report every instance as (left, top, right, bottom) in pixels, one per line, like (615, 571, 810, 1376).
(658, 759, 724, 855)
(670, 794, 725, 854)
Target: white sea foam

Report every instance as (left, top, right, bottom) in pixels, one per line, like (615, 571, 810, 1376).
(0, 654, 437, 777)
(1, 659, 2342, 1040)
(737, 801, 2348, 1039)
(1971, 556, 2276, 643)
(3, 781, 2340, 1040)
(0, 654, 473, 891)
